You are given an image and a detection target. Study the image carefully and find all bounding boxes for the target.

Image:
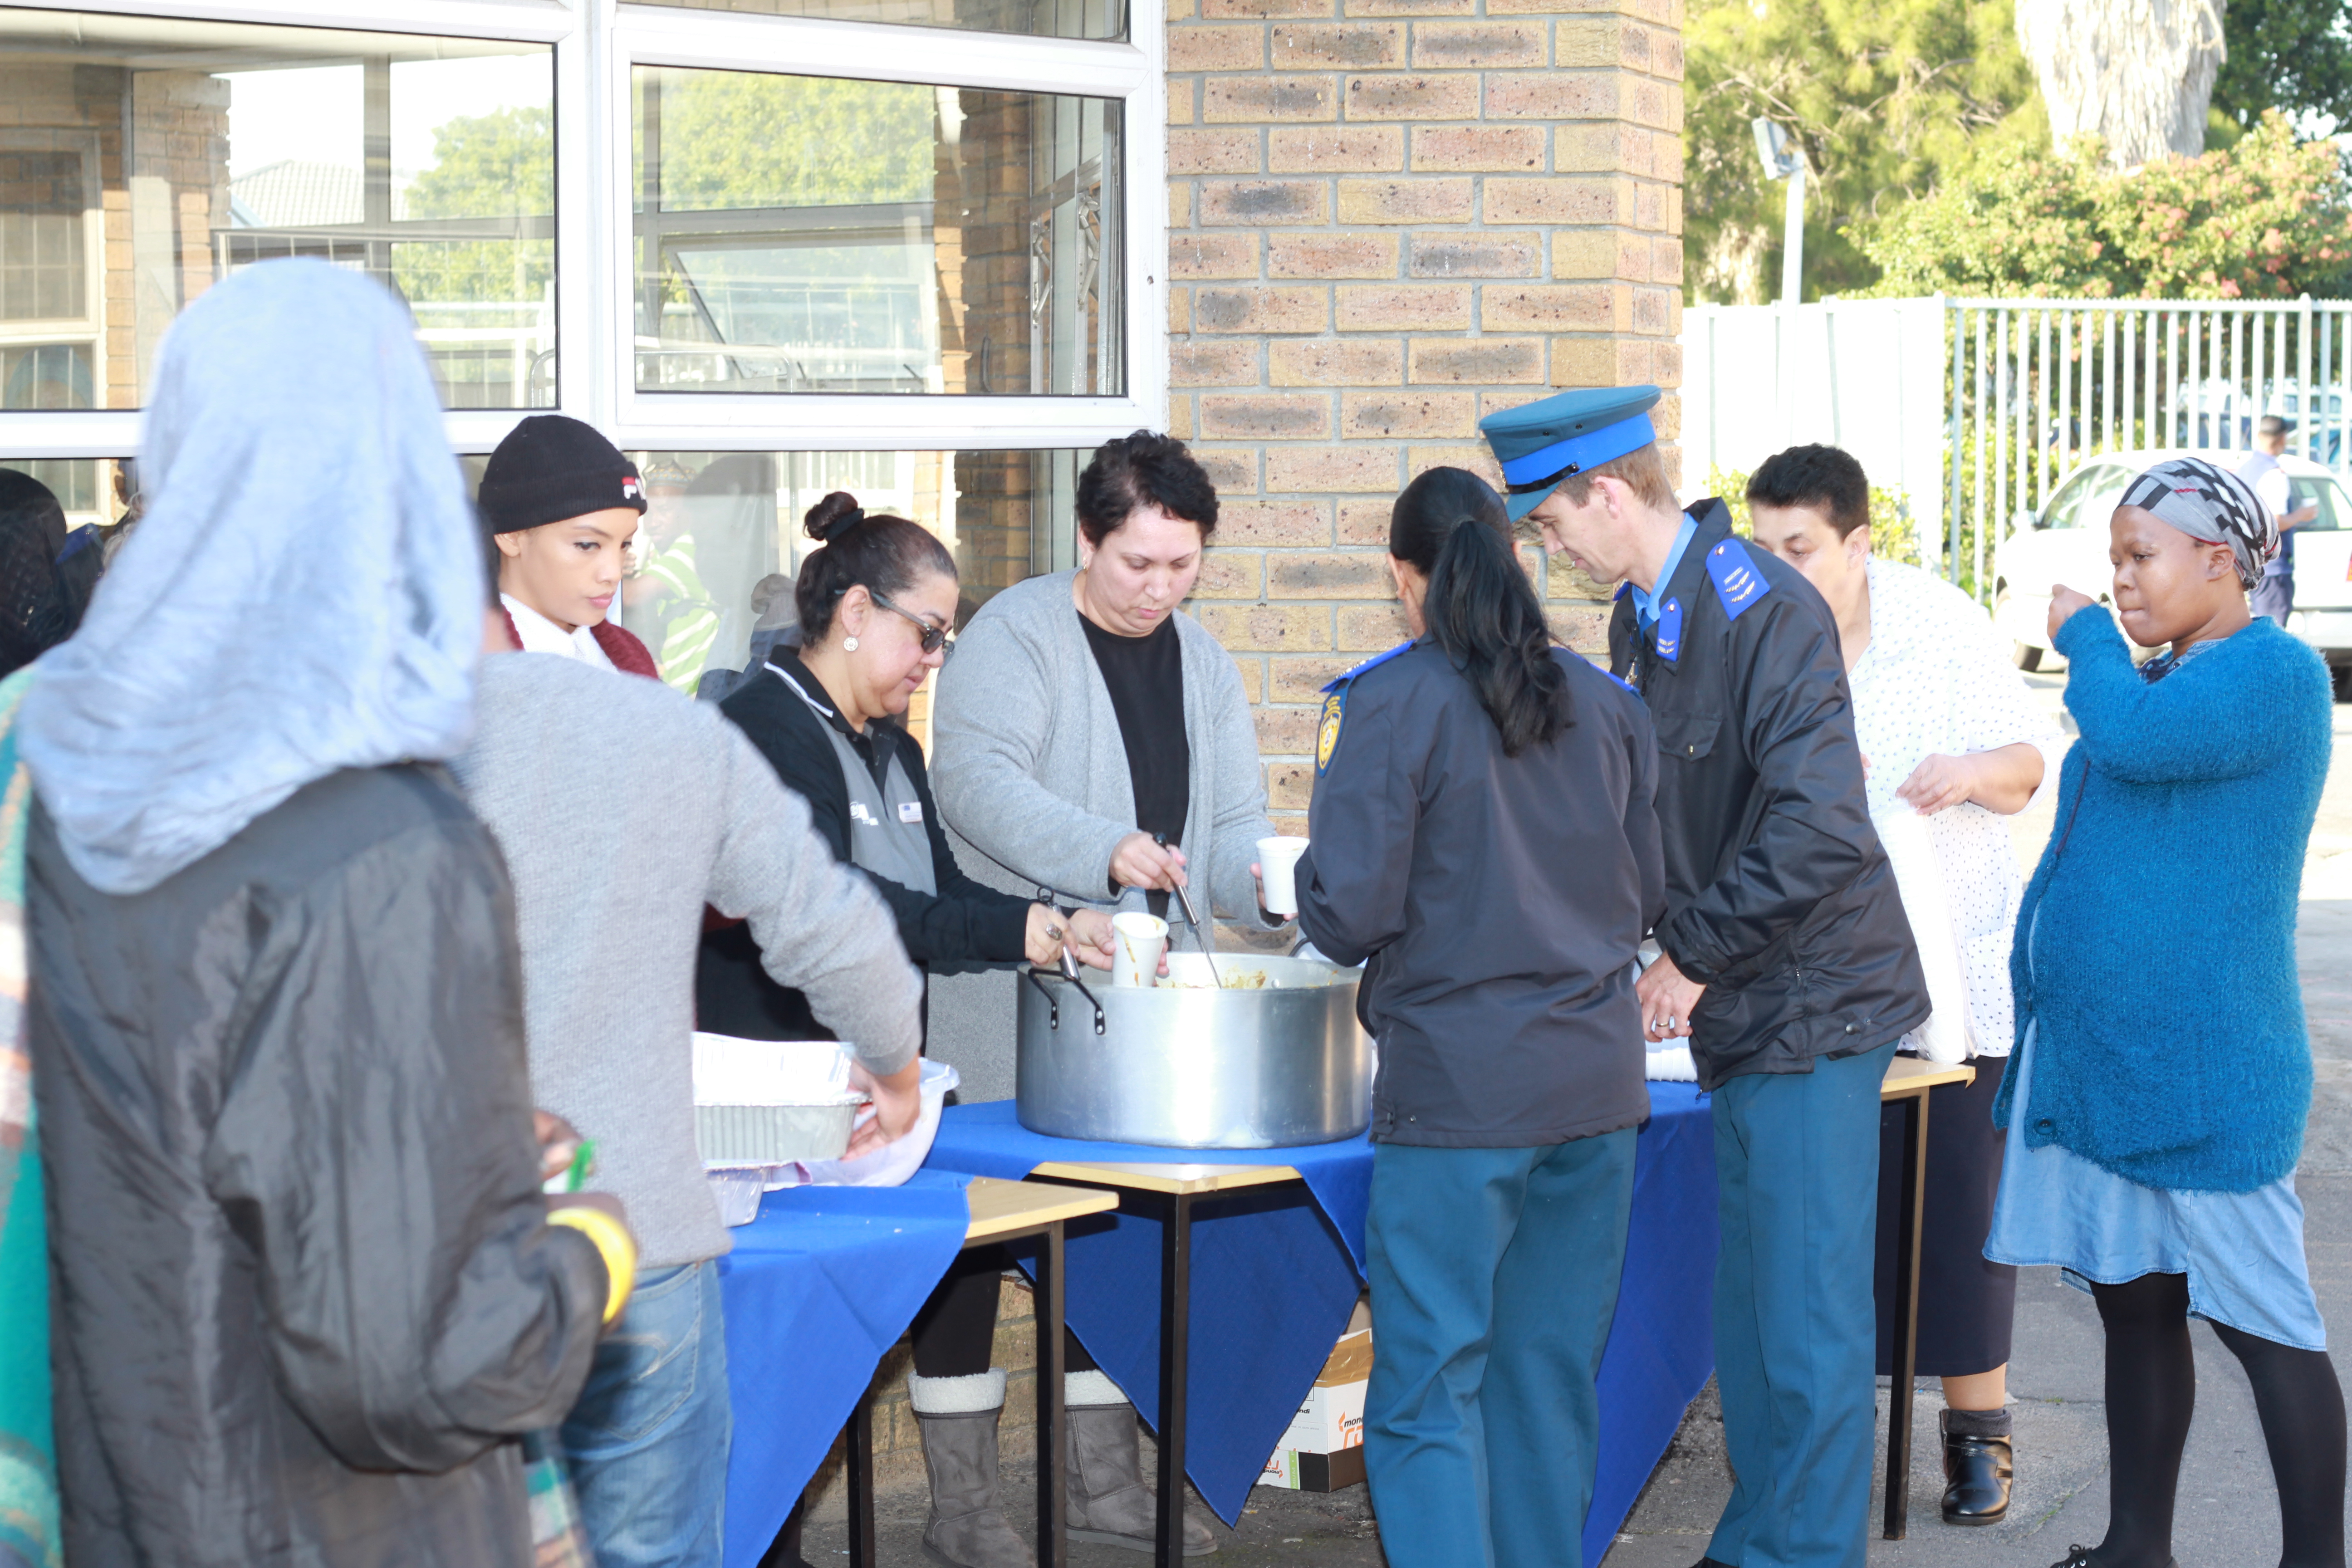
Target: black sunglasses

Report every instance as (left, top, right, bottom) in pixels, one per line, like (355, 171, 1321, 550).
(869, 589, 953, 654)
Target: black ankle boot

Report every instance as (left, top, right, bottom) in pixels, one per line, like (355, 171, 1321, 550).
(1941, 1406, 2013, 1524)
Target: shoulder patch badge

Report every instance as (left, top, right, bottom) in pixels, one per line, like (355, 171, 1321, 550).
(1315, 640, 1413, 776)
(1705, 538, 1771, 621)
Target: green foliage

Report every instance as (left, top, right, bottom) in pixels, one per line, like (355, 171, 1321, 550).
(1708, 465, 1924, 568)
(1851, 112, 2352, 299)
(2215, 0, 2352, 136)
(393, 106, 553, 308)
(645, 71, 935, 211)
(1682, 0, 2042, 303)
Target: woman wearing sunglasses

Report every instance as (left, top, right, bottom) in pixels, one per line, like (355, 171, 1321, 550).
(697, 491, 1115, 1568)
(698, 490, 1113, 1047)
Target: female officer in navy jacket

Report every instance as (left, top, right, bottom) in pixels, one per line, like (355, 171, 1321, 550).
(1295, 467, 1664, 1568)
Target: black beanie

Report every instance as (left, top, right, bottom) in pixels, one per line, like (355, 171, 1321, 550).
(477, 415, 647, 534)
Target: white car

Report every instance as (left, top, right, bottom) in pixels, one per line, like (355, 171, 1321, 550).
(1990, 447, 2352, 700)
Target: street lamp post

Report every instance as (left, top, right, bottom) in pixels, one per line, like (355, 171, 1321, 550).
(1752, 118, 1807, 443)
(1751, 117, 1806, 307)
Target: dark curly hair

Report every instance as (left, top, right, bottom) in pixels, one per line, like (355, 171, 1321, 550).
(794, 491, 958, 643)
(1746, 444, 1871, 539)
(1075, 431, 1219, 547)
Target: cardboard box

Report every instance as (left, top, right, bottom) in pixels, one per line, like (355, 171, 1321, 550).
(1257, 1445, 1367, 1493)
(1256, 1327, 1371, 1491)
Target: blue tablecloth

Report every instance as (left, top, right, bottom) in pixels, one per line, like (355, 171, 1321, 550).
(717, 1170, 973, 1568)
(921, 1085, 1720, 1562)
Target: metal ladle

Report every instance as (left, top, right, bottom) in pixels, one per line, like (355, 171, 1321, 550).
(1154, 832, 1222, 988)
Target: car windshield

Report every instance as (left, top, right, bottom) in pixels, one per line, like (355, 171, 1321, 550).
(2040, 462, 2128, 529)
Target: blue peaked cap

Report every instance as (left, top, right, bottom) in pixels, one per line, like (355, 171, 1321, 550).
(1477, 386, 1663, 521)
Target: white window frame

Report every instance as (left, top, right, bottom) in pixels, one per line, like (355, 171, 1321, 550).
(0, 129, 106, 418)
(0, 0, 1167, 459)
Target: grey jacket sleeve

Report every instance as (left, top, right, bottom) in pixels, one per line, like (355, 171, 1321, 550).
(706, 720, 925, 1075)
(1200, 653, 1281, 926)
(201, 819, 608, 1474)
(931, 611, 1133, 897)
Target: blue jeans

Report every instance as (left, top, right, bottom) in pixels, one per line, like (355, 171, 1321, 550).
(1707, 1043, 1896, 1568)
(1362, 1132, 1637, 1568)
(562, 1259, 732, 1568)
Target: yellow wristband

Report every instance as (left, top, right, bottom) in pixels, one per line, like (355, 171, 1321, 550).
(548, 1206, 637, 1325)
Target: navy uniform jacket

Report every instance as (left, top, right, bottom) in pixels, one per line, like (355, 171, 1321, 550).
(1296, 639, 1665, 1148)
(1607, 499, 1929, 1089)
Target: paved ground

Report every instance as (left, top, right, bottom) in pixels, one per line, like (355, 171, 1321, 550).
(804, 677, 2352, 1568)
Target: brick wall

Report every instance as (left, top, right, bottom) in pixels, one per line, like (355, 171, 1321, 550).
(1161, 0, 1686, 829)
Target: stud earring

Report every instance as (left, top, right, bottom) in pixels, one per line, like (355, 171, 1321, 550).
(844, 636, 860, 652)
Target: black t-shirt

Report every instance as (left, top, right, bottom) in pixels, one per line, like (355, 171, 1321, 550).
(1079, 611, 1191, 917)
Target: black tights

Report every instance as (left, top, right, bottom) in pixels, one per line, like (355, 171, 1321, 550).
(909, 1246, 1095, 1378)
(2092, 1272, 2347, 1568)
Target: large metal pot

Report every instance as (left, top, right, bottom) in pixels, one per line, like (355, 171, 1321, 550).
(1015, 953, 1372, 1149)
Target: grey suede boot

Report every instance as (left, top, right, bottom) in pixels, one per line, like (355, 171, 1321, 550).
(911, 1371, 1034, 1568)
(1063, 1371, 1219, 1556)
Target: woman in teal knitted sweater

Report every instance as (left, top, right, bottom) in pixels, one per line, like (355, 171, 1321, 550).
(1985, 456, 2340, 1568)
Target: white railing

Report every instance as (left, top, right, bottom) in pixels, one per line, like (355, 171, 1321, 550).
(1682, 295, 2352, 602)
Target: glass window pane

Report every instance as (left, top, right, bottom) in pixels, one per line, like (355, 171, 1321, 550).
(634, 69, 1122, 399)
(0, 12, 553, 411)
(627, 0, 1124, 43)
(599, 448, 1080, 704)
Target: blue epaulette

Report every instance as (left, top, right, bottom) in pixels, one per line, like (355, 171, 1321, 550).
(1704, 538, 1772, 620)
(1315, 641, 1413, 776)
(1319, 640, 1415, 694)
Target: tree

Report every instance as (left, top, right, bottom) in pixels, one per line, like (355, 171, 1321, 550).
(1850, 111, 2352, 298)
(393, 105, 553, 308)
(1683, 0, 2042, 303)
(2015, 0, 2224, 167)
(2214, 0, 2352, 136)
(644, 71, 935, 211)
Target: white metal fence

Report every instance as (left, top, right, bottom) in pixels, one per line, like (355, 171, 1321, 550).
(1681, 294, 2352, 602)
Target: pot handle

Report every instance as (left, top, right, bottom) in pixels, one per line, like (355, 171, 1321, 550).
(1022, 967, 1063, 1031)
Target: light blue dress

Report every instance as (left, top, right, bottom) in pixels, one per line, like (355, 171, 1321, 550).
(1984, 911, 2327, 1351)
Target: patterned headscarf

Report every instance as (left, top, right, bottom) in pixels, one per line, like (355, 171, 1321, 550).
(2116, 456, 2278, 590)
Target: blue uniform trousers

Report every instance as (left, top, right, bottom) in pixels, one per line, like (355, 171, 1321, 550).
(1707, 1042, 1896, 1568)
(1362, 1130, 1637, 1568)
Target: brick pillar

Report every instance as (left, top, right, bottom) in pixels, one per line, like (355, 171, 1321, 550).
(1163, 0, 1684, 828)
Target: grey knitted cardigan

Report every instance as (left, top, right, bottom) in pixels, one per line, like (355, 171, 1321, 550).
(930, 569, 1282, 940)
(451, 653, 923, 1268)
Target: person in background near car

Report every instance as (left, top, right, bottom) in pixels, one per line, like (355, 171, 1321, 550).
(1989, 457, 2342, 1568)
(933, 431, 1284, 1556)
(2241, 415, 2320, 627)
(1745, 444, 2061, 1526)
(20, 258, 629, 1568)
(1490, 387, 1930, 1568)
(1298, 467, 1664, 1568)
(480, 414, 660, 676)
(452, 527, 925, 1568)
(0, 470, 89, 677)
(701, 492, 1113, 1568)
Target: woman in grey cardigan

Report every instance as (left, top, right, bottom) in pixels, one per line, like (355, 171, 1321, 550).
(933, 431, 1280, 941)
(929, 431, 1281, 1561)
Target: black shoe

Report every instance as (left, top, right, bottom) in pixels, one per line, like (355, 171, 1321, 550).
(2049, 1549, 2094, 1568)
(1943, 1427, 2013, 1524)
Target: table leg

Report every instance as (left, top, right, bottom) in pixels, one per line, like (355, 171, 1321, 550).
(1154, 1191, 1194, 1568)
(848, 1393, 876, 1568)
(1882, 1091, 1931, 1540)
(1036, 1221, 1068, 1568)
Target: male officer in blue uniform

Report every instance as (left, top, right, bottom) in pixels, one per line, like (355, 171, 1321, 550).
(1480, 389, 1928, 1568)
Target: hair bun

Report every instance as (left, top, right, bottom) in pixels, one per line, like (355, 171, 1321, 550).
(805, 491, 867, 543)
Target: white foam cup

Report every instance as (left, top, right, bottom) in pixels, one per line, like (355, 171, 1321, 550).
(1109, 912, 1170, 988)
(1256, 835, 1310, 917)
